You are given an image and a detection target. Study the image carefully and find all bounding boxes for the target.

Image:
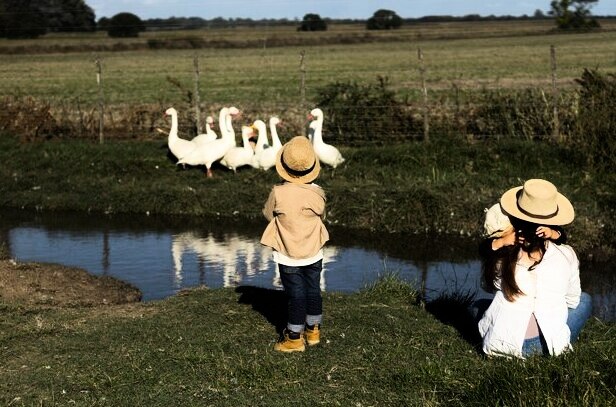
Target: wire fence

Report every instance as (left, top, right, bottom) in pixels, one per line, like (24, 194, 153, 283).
(0, 39, 615, 145)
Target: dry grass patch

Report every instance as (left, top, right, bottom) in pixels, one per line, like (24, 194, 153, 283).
(0, 260, 141, 308)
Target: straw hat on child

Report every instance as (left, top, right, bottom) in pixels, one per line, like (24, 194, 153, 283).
(500, 179, 574, 226)
(275, 136, 321, 184)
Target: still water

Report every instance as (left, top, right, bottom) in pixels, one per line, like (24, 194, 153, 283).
(1, 209, 613, 321)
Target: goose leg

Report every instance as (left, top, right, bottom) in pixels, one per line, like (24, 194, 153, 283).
(206, 167, 213, 178)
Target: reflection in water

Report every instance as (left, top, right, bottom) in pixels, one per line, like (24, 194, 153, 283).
(0, 208, 613, 321)
(171, 231, 336, 291)
(6, 225, 479, 304)
(102, 230, 110, 273)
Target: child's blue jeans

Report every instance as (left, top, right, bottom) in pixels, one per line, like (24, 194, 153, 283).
(279, 260, 323, 333)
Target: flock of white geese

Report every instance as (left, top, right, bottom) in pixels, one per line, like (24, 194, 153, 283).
(163, 106, 345, 177)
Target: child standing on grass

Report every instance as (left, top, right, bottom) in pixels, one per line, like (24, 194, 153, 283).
(261, 136, 329, 353)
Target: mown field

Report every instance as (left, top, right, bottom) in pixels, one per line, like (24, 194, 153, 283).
(1, 20, 616, 111)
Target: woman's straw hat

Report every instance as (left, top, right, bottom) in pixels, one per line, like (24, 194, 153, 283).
(500, 179, 574, 225)
(483, 203, 514, 238)
(275, 136, 321, 184)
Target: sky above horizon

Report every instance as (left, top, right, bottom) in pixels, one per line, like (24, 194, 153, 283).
(88, 0, 616, 20)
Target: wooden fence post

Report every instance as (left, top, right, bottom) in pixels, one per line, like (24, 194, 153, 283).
(95, 57, 104, 144)
(299, 50, 307, 137)
(418, 47, 429, 142)
(550, 45, 560, 141)
(193, 54, 203, 135)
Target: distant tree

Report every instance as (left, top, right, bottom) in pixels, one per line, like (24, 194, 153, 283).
(0, 0, 96, 38)
(0, 2, 6, 37)
(45, 0, 96, 32)
(97, 16, 110, 31)
(298, 13, 327, 31)
(106, 12, 145, 37)
(549, 0, 600, 30)
(533, 9, 547, 18)
(367, 9, 403, 30)
(1, 0, 48, 39)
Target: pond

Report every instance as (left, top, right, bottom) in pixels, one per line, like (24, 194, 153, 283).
(0, 208, 613, 321)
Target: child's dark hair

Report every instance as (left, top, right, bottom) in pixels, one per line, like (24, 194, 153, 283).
(482, 217, 547, 302)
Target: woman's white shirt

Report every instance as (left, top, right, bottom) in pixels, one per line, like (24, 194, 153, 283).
(478, 242, 581, 358)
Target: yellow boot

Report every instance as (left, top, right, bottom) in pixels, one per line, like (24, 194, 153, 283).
(305, 324, 321, 346)
(274, 329, 305, 353)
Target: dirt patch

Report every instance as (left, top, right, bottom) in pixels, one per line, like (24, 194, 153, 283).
(0, 260, 142, 308)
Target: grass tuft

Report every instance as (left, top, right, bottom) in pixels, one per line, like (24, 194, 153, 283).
(361, 272, 419, 304)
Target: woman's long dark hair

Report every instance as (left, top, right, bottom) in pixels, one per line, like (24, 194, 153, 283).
(482, 217, 548, 302)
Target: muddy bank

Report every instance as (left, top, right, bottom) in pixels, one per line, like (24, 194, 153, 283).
(0, 259, 142, 308)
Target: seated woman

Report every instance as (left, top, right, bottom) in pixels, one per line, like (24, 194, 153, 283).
(476, 179, 592, 358)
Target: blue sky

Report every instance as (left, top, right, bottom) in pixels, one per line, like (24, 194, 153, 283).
(89, 0, 616, 20)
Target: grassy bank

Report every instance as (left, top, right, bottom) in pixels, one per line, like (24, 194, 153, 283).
(0, 134, 613, 258)
(0, 276, 614, 406)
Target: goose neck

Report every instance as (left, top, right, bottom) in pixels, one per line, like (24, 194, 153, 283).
(169, 113, 178, 140)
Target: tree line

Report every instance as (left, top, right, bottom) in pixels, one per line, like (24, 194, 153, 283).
(0, 0, 95, 38)
(0, 0, 605, 39)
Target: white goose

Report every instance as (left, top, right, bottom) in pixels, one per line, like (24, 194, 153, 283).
(308, 108, 345, 168)
(249, 119, 270, 168)
(164, 107, 197, 161)
(192, 116, 218, 146)
(205, 116, 218, 138)
(224, 106, 240, 147)
(176, 109, 237, 177)
(255, 117, 283, 171)
(220, 125, 255, 173)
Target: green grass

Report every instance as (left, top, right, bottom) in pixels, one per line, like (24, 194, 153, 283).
(0, 279, 614, 406)
(0, 134, 613, 258)
(1, 22, 615, 406)
(2, 23, 616, 111)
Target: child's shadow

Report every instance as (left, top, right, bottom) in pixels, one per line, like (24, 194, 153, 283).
(235, 286, 287, 334)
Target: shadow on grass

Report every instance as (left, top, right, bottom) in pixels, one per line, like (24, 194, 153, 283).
(424, 292, 487, 354)
(235, 286, 287, 334)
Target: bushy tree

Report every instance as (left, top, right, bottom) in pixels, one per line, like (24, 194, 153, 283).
(45, 0, 96, 32)
(0, 0, 96, 38)
(367, 9, 403, 30)
(533, 9, 547, 18)
(549, 0, 600, 30)
(573, 68, 616, 171)
(106, 12, 145, 37)
(0, 2, 6, 37)
(97, 16, 110, 31)
(315, 76, 416, 145)
(1, 0, 48, 39)
(298, 13, 327, 31)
